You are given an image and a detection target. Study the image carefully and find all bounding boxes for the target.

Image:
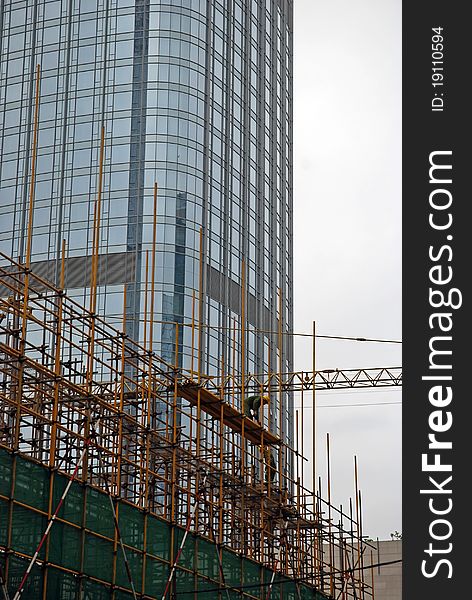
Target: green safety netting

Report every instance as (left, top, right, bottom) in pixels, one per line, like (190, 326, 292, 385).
(0, 447, 326, 599)
(7, 554, 43, 599)
(49, 521, 82, 570)
(116, 546, 143, 590)
(283, 582, 299, 600)
(243, 557, 262, 591)
(11, 505, 46, 558)
(81, 578, 110, 600)
(299, 584, 315, 600)
(223, 547, 243, 587)
(174, 567, 195, 596)
(52, 471, 84, 525)
(146, 513, 171, 560)
(85, 487, 115, 537)
(83, 532, 114, 581)
(173, 528, 195, 571)
(46, 568, 79, 600)
(0, 448, 12, 496)
(0, 498, 8, 546)
(195, 576, 224, 600)
(144, 555, 167, 595)
(14, 455, 49, 511)
(197, 536, 220, 580)
(118, 501, 145, 549)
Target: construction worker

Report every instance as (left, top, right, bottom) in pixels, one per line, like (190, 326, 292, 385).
(262, 446, 277, 484)
(243, 395, 270, 423)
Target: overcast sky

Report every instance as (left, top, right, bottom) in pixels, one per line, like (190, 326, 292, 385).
(293, 0, 401, 539)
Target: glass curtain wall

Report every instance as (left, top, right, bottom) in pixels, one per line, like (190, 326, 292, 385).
(0, 0, 293, 447)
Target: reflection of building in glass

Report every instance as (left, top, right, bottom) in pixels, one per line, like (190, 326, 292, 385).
(0, 1, 293, 445)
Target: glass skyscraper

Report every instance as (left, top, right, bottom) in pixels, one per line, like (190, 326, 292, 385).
(0, 0, 293, 445)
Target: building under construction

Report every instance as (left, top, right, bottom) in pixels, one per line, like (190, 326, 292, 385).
(0, 3, 402, 596)
(0, 250, 401, 599)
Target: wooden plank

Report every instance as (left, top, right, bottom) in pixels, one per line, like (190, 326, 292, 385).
(177, 383, 280, 446)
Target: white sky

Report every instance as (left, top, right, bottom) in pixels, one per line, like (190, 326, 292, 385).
(293, 0, 402, 539)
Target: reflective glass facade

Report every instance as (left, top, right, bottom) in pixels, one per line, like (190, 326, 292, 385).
(0, 0, 293, 444)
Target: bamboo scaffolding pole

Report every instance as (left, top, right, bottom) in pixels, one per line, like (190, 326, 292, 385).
(355, 455, 361, 599)
(218, 353, 225, 546)
(312, 320, 319, 588)
(197, 227, 204, 385)
(149, 183, 158, 356)
(14, 64, 41, 455)
(115, 285, 127, 495)
(241, 258, 246, 399)
(349, 496, 355, 591)
(83, 124, 105, 482)
(370, 550, 376, 600)
(195, 228, 204, 531)
(240, 259, 247, 552)
(359, 488, 365, 598)
(24, 64, 40, 271)
(327, 433, 334, 596)
(49, 238, 66, 467)
(231, 318, 236, 409)
(42, 239, 66, 600)
(166, 319, 180, 599)
(295, 409, 301, 581)
(312, 321, 316, 492)
(144, 184, 158, 510)
(142, 249, 152, 510)
(339, 508, 346, 600)
(170, 323, 179, 525)
(260, 429, 265, 561)
(277, 288, 283, 495)
(87, 124, 105, 350)
(300, 384, 304, 503)
(267, 328, 272, 426)
(191, 290, 196, 378)
(143, 250, 149, 356)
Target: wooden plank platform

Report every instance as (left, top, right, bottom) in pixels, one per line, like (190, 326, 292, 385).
(177, 382, 280, 446)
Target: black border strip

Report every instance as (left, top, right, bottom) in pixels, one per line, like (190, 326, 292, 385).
(403, 3, 469, 598)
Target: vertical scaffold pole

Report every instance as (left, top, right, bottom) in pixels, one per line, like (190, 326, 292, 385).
(265, 519, 289, 600)
(312, 320, 318, 584)
(191, 290, 196, 377)
(160, 474, 208, 600)
(92, 431, 138, 600)
(277, 288, 283, 495)
(354, 455, 361, 599)
(195, 227, 204, 533)
(327, 433, 334, 597)
(49, 238, 66, 468)
(358, 488, 365, 599)
(14, 64, 41, 452)
(241, 259, 246, 551)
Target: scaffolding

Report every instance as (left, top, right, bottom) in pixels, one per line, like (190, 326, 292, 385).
(0, 243, 404, 600)
(0, 250, 402, 599)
